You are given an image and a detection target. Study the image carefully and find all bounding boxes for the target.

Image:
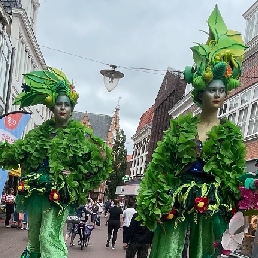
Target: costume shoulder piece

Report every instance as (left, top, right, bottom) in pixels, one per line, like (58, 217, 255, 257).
(15, 118, 112, 212)
(137, 114, 246, 229)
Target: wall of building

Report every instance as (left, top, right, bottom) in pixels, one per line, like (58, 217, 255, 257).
(146, 68, 186, 163)
(8, 5, 50, 134)
(0, 27, 12, 116)
(130, 124, 152, 178)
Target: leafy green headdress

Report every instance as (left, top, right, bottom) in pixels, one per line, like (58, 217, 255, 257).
(184, 5, 247, 106)
(14, 67, 79, 108)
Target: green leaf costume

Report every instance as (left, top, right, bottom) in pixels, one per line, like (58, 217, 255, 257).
(137, 5, 247, 258)
(0, 67, 112, 258)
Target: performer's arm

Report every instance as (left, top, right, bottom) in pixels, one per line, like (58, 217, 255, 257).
(0, 139, 24, 169)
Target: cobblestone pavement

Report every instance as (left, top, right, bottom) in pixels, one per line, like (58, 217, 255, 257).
(0, 215, 126, 258)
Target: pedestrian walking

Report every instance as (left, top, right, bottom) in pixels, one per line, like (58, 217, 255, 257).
(91, 201, 99, 227)
(122, 202, 136, 249)
(4, 188, 15, 228)
(125, 213, 154, 258)
(105, 199, 123, 249)
(104, 199, 111, 217)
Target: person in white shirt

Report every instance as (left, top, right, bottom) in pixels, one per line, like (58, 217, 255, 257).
(122, 202, 136, 249)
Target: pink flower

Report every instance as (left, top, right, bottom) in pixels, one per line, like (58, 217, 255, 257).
(221, 249, 231, 256)
(213, 241, 220, 248)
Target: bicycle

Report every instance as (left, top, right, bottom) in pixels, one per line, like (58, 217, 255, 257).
(73, 220, 94, 250)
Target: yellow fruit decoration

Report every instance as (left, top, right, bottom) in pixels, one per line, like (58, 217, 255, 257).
(45, 95, 53, 106)
(53, 193, 59, 200)
(197, 202, 205, 208)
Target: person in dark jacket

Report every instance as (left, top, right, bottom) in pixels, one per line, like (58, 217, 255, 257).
(105, 199, 123, 249)
(125, 213, 154, 258)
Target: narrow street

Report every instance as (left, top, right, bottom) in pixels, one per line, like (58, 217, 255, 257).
(0, 215, 125, 258)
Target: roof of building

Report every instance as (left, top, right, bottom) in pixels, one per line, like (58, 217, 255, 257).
(72, 111, 112, 141)
(245, 139, 258, 161)
(136, 105, 154, 132)
(127, 154, 132, 162)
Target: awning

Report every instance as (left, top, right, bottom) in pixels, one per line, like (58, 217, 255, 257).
(8, 167, 21, 177)
(115, 184, 140, 196)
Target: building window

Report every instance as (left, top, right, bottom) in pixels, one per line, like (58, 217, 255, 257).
(238, 107, 248, 134)
(241, 90, 251, 105)
(228, 112, 236, 124)
(229, 96, 239, 111)
(247, 102, 258, 136)
(245, 13, 256, 43)
(219, 103, 227, 115)
(253, 85, 258, 99)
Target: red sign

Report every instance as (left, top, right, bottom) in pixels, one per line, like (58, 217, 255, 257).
(4, 113, 23, 130)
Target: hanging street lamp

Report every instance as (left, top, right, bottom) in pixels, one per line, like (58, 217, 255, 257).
(100, 64, 124, 92)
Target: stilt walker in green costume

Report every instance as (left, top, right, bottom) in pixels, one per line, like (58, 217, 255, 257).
(136, 5, 247, 258)
(0, 67, 112, 258)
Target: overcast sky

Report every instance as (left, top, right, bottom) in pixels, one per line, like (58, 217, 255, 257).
(36, 0, 255, 153)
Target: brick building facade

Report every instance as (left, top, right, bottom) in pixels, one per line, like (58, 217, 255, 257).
(130, 105, 154, 178)
(146, 67, 186, 163)
(72, 108, 120, 201)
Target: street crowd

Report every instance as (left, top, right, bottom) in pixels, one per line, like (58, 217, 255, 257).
(1, 187, 153, 258)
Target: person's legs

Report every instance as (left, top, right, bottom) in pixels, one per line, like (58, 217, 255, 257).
(137, 244, 149, 258)
(149, 219, 188, 258)
(106, 220, 113, 247)
(40, 200, 69, 258)
(126, 243, 139, 258)
(189, 213, 214, 257)
(26, 193, 43, 257)
(111, 221, 120, 247)
(5, 204, 12, 226)
(123, 226, 129, 246)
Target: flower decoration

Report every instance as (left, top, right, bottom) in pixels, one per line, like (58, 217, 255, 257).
(231, 207, 237, 216)
(49, 189, 60, 202)
(163, 207, 177, 220)
(221, 249, 230, 256)
(17, 181, 25, 192)
(254, 179, 258, 189)
(194, 197, 209, 213)
(224, 65, 233, 77)
(213, 241, 220, 248)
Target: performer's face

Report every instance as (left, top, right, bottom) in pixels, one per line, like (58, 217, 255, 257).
(200, 80, 226, 111)
(53, 95, 72, 127)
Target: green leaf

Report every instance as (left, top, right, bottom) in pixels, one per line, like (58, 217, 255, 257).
(210, 34, 248, 60)
(207, 4, 227, 41)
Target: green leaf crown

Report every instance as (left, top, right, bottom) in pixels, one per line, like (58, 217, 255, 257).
(14, 67, 79, 108)
(183, 5, 248, 106)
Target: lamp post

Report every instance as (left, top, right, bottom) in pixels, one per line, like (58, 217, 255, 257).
(100, 65, 124, 92)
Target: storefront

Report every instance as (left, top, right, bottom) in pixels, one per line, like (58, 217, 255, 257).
(5, 167, 21, 194)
